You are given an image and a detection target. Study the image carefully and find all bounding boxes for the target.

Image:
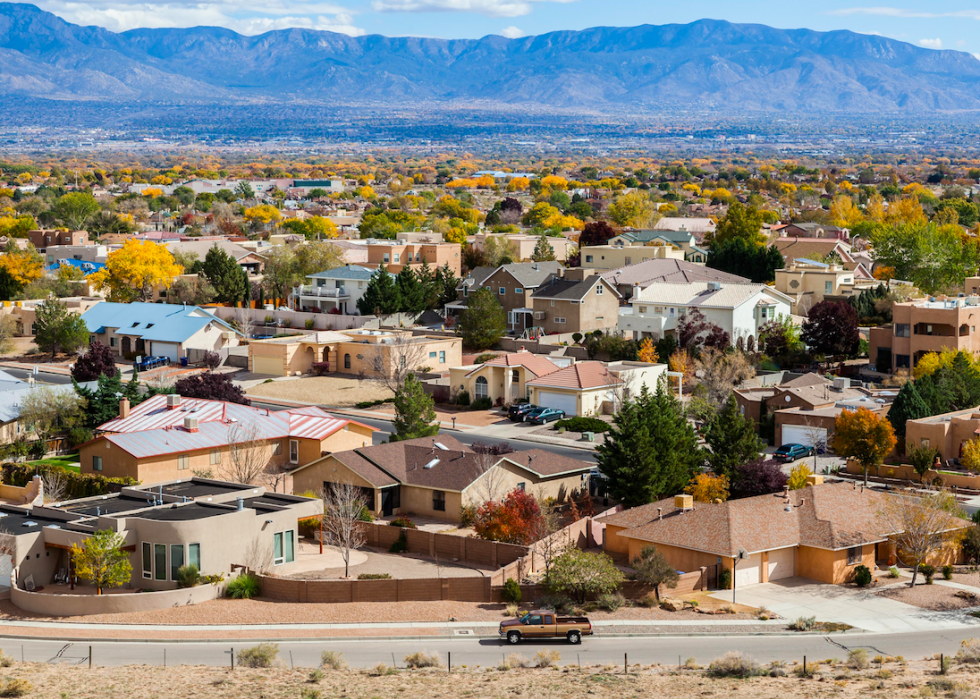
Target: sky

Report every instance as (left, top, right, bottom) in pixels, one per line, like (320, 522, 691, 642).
(17, 0, 980, 55)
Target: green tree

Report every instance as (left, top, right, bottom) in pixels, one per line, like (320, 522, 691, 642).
(457, 287, 506, 350)
(706, 238, 783, 283)
(707, 202, 766, 247)
(916, 355, 980, 415)
(260, 246, 298, 305)
(234, 181, 255, 200)
(531, 234, 557, 262)
(546, 549, 624, 603)
(52, 192, 100, 229)
(704, 395, 765, 479)
(631, 546, 679, 602)
(391, 373, 439, 442)
(201, 244, 246, 305)
(434, 263, 460, 308)
(34, 297, 89, 358)
(70, 529, 132, 595)
(871, 222, 979, 295)
(294, 241, 345, 278)
(595, 383, 702, 507)
(74, 371, 146, 429)
(887, 380, 931, 442)
(396, 266, 426, 315)
(357, 265, 401, 317)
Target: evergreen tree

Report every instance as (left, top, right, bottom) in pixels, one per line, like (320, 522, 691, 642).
(34, 297, 89, 358)
(201, 244, 247, 304)
(457, 287, 506, 350)
(396, 266, 426, 315)
(887, 380, 931, 440)
(356, 265, 401, 317)
(704, 394, 765, 478)
(595, 383, 702, 507)
(391, 373, 439, 442)
(531, 234, 556, 262)
(415, 260, 439, 311)
(706, 238, 783, 283)
(434, 263, 460, 307)
(74, 372, 145, 429)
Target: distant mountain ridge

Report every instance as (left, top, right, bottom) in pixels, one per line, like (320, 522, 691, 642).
(2, 3, 980, 112)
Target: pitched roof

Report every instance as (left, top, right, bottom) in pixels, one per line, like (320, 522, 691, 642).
(165, 239, 257, 262)
(653, 217, 716, 234)
(601, 259, 749, 288)
(532, 276, 620, 301)
(527, 361, 620, 390)
(774, 237, 854, 264)
(780, 372, 832, 389)
(466, 351, 560, 379)
(633, 282, 789, 310)
(80, 302, 239, 343)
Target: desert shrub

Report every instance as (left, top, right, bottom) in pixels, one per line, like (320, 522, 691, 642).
(368, 663, 396, 676)
(297, 516, 319, 538)
(854, 565, 872, 587)
(357, 573, 391, 580)
(921, 564, 936, 584)
(718, 569, 732, 590)
(226, 573, 261, 599)
(943, 564, 954, 581)
(0, 652, 11, 668)
(707, 652, 761, 678)
(301, 690, 321, 699)
(460, 504, 477, 527)
(538, 594, 574, 613)
(0, 679, 32, 698)
(456, 390, 470, 407)
(474, 353, 498, 364)
(847, 648, 869, 669)
(501, 578, 522, 604)
(308, 669, 325, 682)
(389, 531, 408, 553)
(791, 660, 821, 677)
(389, 517, 417, 529)
(596, 591, 626, 612)
(888, 566, 901, 578)
(403, 651, 441, 668)
(470, 397, 493, 411)
(175, 564, 201, 589)
(237, 643, 279, 668)
(956, 638, 980, 664)
(321, 650, 347, 670)
(305, 319, 315, 330)
(554, 417, 609, 433)
(789, 615, 817, 631)
(505, 603, 519, 617)
(500, 653, 532, 670)
(535, 649, 561, 668)
(312, 362, 329, 376)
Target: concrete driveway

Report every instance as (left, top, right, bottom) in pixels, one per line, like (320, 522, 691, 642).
(710, 577, 980, 633)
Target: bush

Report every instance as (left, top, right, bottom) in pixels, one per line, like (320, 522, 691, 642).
(359, 506, 374, 522)
(403, 651, 441, 668)
(68, 427, 93, 449)
(389, 531, 407, 553)
(707, 652, 761, 678)
(718, 569, 732, 590)
(456, 390, 470, 407)
(321, 650, 347, 670)
(470, 397, 493, 411)
(956, 638, 980, 664)
(921, 564, 936, 584)
(596, 591, 626, 612)
(2, 462, 135, 499)
(175, 564, 201, 589)
(501, 578, 522, 604)
(226, 573, 261, 599)
(369, 662, 396, 676)
(308, 669, 324, 683)
(305, 319, 315, 330)
(474, 353, 498, 364)
(301, 689, 321, 699)
(535, 649, 560, 668)
(789, 616, 817, 632)
(389, 517, 417, 529)
(847, 648, 869, 669)
(0, 679, 32, 698)
(888, 566, 901, 578)
(312, 362, 330, 376)
(357, 573, 391, 580)
(854, 565, 872, 587)
(500, 653, 532, 669)
(572, 333, 583, 344)
(554, 417, 609, 433)
(460, 504, 477, 527)
(298, 516, 319, 539)
(236, 643, 279, 668)
(943, 564, 954, 581)
(505, 602, 519, 617)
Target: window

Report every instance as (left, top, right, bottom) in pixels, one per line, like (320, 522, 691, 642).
(555, 317, 566, 324)
(178, 454, 190, 471)
(383, 253, 390, 263)
(142, 542, 152, 579)
(596, 285, 604, 295)
(512, 369, 520, 382)
(274, 530, 295, 565)
(507, 311, 515, 325)
(824, 281, 832, 294)
(585, 255, 593, 263)
(433, 490, 446, 511)
(188, 543, 201, 571)
(528, 614, 542, 625)
(344, 353, 351, 369)
(415, 252, 421, 262)
(110, 337, 117, 348)
(895, 323, 911, 338)
(170, 544, 184, 581)
(273, 440, 283, 456)
(550, 300, 555, 307)
(625, 257, 631, 265)
(463, 287, 468, 297)
(517, 482, 525, 491)
(289, 440, 299, 464)
(515, 288, 523, 294)
(154, 544, 166, 580)
(760, 307, 768, 320)
(499, 287, 506, 295)
(439, 351, 446, 363)
(92, 456, 102, 472)
(639, 306, 648, 313)
(475, 376, 489, 399)
(846, 546, 860, 566)
(393, 253, 400, 263)
(400, 356, 406, 368)
(669, 308, 675, 317)
(210, 449, 221, 465)
(429, 351, 437, 358)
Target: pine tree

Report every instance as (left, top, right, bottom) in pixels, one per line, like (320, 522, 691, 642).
(202, 244, 247, 304)
(434, 263, 460, 307)
(396, 266, 426, 315)
(887, 380, 931, 440)
(457, 287, 506, 350)
(356, 265, 401, 317)
(415, 260, 439, 311)
(704, 394, 765, 479)
(34, 297, 89, 358)
(74, 372, 146, 429)
(595, 383, 702, 507)
(391, 373, 439, 442)
(531, 234, 556, 262)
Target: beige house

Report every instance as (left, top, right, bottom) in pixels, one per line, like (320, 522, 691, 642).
(249, 329, 462, 377)
(469, 233, 574, 262)
(774, 259, 877, 315)
(869, 295, 980, 373)
(447, 261, 564, 335)
(291, 435, 593, 521)
(527, 360, 667, 416)
(580, 242, 685, 271)
(531, 272, 622, 336)
(905, 407, 980, 461)
(79, 394, 375, 483)
(449, 350, 567, 405)
(365, 240, 462, 276)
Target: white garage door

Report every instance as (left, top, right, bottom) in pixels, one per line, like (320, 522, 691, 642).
(734, 553, 762, 587)
(150, 342, 180, 362)
(767, 547, 796, 581)
(781, 425, 827, 449)
(536, 391, 577, 415)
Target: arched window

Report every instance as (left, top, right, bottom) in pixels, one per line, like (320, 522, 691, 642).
(475, 376, 489, 399)
(344, 353, 351, 369)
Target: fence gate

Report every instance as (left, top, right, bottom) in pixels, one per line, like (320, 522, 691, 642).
(703, 564, 719, 591)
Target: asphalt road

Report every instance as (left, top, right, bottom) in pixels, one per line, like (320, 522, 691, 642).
(0, 628, 974, 668)
(1, 367, 72, 385)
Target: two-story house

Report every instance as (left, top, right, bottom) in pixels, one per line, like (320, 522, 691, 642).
(28, 229, 88, 250)
(530, 271, 622, 336)
(292, 265, 384, 315)
(606, 226, 707, 262)
(446, 261, 563, 334)
(869, 295, 980, 373)
(774, 258, 877, 315)
(365, 240, 462, 276)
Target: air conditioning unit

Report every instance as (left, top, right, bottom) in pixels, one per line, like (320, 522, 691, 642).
(183, 416, 199, 432)
(222, 331, 236, 341)
(533, 311, 546, 320)
(832, 378, 850, 390)
(166, 394, 181, 409)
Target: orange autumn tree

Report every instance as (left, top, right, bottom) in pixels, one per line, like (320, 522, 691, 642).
(473, 487, 543, 545)
(684, 473, 730, 503)
(638, 338, 659, 364)
(832, 407, 897, 486)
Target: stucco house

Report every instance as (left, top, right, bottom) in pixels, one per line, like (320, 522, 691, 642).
(448, 350, 569, 405)
(774, 258, 877, 315)
(447, 262, 563, 335)
(599, 258, 749, 302)
(580, 242, 685, 271)
(527, 360, 667, 416)
(290, 434, 593, 521)
(530, 272, 622, 336)
(291, 264, 385, 315)
(905, 407, 980, 461)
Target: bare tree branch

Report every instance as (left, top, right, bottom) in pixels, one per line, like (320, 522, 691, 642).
(878, 489, 964, 587)
(367, 335, 429, 393)
(320, 481, 367, 578)
(40, 469, 67, 503)
(224, 420, 273, 484)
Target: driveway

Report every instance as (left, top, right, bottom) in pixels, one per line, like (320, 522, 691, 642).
(710, 577, 980, 633)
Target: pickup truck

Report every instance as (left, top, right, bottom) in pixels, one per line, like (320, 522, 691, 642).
(499, 610, 593, 644)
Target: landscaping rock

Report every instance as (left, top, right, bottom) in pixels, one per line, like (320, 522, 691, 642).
(954, 590, 980, 601)
(660, 598, 683, 612)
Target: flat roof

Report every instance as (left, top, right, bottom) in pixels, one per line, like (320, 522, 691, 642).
(155, 481, 260, 498)
(0, 510, 71, 534)
(137, 504, 231, 521)
(58, 495, 151, 517)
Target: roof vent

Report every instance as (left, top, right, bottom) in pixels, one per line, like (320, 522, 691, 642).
(423, 459, 440, 470)
(434, 442, 448, 451)
(236, 497, 244, 511)
(706, 281, 721, 291)
(22, 521, 36, 527)
(166, 394, 181, 410)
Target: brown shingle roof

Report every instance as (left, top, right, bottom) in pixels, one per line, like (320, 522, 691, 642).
(780, 372, 832, 389)
(527, 361, 621, 390)
(468, 351, 560, 379)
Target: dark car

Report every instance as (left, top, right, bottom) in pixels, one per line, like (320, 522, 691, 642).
(774, 444, 814, 462)
(526, 407, 565, 425)
(508, 403, 537, 422)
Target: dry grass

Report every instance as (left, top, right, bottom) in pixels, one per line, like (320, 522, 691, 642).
(878, 584, 980, 612)
(246, 376, 394, 407)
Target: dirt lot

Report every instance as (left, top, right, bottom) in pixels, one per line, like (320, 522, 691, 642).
(282, 548, 488, 580)
(246, 376, 394, 407)
(6, 655, 980, 699)
(878, 582, 980, 611)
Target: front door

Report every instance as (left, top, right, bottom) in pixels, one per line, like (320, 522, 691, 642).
(382, 488, 394, 517)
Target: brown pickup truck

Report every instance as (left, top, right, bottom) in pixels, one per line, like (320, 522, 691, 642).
(499, 610, 593, 644)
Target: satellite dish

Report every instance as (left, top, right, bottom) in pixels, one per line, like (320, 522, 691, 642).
(737, 548, 748, 560)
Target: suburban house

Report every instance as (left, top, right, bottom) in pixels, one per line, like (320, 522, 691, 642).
(364, 240, 462, 276)
(165, 239, 266, 275)
(248, 328, 462, 378)
(80, 302, 242, 362)
(619, 281, 793, 349)
(773, 222, 848, 240)
(290, 434, 593, 521)
(600, 259, 749, 302)
(530, 272, 622, 336)
(79, 394, 375, 483)
(527, 360, 667, 416)
(291, 265, 386, 315)
(446, 262, 563, 335)
(28, 229, 88, 250)
(607, 226, 708, 262)
(43, 244, 109, 269)
(601, 482, 961, 586)
(448, 350, 569, 405)
(869, 295, 980, 373)
(773, 238, 870, 277)
(652, 217, 716, 239)
(2, 477, 320, 607)
(906, 407, 980, 461)
(580, 242, 685, 271)
(774, 258, 877, 315)
(469, 233, 574, 263)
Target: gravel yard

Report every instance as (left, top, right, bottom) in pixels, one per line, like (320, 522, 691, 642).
(877, 582, 980, 611)
(246, 376, 394, 407)
(283, 548, 487, 580)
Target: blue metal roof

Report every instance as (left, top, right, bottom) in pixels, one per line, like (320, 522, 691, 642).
(308, 265, 382, 281)
(80, 302, 240, 343)
(45, 258, 105, 273)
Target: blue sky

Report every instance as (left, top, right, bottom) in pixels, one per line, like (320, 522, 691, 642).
(20, 0, 980, 56)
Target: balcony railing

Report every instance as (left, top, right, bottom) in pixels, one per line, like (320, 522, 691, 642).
(294, 285, 349, 299)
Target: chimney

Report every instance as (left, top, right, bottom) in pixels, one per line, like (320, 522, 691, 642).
(166, 394, 181, 410)
(119, 398, 130, 419)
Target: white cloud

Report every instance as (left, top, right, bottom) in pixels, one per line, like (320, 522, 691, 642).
(30, 0, 365, 35)
(918, 38, 942, 49)
(371, 0, 578, 19)
(829, 7, 980, 21)
(500, 25, 525, 38)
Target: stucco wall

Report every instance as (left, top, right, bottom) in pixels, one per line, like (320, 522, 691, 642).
(796, 544, 876, 584)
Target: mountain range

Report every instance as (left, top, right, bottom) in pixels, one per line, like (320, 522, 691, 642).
(2, 3, 980, 112)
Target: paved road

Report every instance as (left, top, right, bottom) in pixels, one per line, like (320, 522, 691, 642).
(1, 367, 72, 385)
(0, 628, 974, 668)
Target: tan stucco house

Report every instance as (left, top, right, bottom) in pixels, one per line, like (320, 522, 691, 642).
(448, 350, 567, 405)
(530, 272, 622, 336)
(527, 360, 667, 416)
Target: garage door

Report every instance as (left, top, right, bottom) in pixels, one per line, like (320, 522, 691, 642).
(150, 342, 180, 362)
(252, 356, 284, 376)
(536, 391, 577, 415)
(767, 547, 796, 581)
(781, 425, 827, 449)
(734, 553, 762, 587)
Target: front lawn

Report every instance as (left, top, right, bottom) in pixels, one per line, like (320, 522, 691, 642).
(26, 453, 81, 473)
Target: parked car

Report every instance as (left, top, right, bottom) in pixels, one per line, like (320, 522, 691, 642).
(774, 443, 815, 462)
(136, 356, 171, 371)
(525, 407, 565, 424)
(499, 610, 592, 644)
(508, 403, 538, 421)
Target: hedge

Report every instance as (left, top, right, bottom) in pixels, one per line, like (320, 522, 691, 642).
(554, 417, 610, 433)
(2, 462, 136, 499)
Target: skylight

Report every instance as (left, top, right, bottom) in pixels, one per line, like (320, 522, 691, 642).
(423, 459, 440, 470)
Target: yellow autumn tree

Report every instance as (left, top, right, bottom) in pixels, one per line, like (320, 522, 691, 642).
(865, 191, 886, 223)
(305, 216, 338, 240)
(637, 337, 659, 364)
(912, 349, 979, 380)
(87, 239, 183, 302)
(0, 245, 44, 296)
(506, 177, 530, 192)
(540, 175, 568, 191)
(833, 407, 897, 486)
(886, 197, 927, 226)
(668, 348, 691, 376)
(684, 473, 729, 503)
(141, 187, 163, 198)
(788, 463, 812, 490)
(608, 191, 659, 228)
(444, 227, 468, 245)
(243, 204, 282, 228)
(829, 195, 863, 228)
